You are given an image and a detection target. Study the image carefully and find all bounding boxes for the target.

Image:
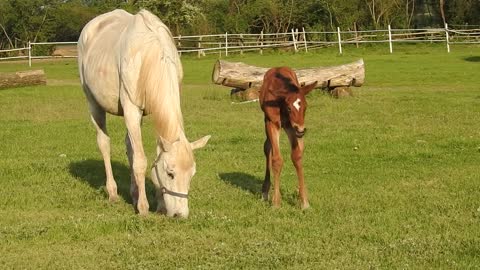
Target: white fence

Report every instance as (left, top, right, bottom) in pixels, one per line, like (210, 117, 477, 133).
(1, 24, 479, 66)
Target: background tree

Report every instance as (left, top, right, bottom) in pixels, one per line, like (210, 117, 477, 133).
(47, 0, 98, 42)
(1, 0, 480, 50)
(135, 0, 204, 35)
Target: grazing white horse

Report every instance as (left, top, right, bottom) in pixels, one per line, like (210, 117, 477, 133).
(77, 9, 210, 218)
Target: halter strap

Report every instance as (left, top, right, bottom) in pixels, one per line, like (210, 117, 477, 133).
(152, 161, 189, 199)
(160, 187, 189, 199)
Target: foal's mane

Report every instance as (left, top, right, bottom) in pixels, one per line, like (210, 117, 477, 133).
(134, 10, 184, 142)
(274, 71, 299, 93)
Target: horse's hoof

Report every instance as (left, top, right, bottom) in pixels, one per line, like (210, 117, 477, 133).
(262, 192, 269, 201)
(108, 194, 119, 202)
(137, 208, 149, 216)
(136, 201, 150, 215)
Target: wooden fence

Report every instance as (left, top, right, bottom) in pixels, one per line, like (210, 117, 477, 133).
(1, 24, 479, 66)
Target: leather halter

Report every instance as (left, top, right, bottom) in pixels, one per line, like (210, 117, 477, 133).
(152, 157, 189, 199)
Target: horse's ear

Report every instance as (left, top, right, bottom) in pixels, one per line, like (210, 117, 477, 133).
(191, 135, 211, 150)
(301, 81, 317, 95)
(159, 136, 173, 152)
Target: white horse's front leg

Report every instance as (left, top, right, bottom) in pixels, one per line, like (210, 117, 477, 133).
(121, 93, 149, 215)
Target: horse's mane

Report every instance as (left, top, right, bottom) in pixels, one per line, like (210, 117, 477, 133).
(135, 10, 184, 142)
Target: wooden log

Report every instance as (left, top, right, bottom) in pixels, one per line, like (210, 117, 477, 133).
(0, 70, 47, 89)
(212, 59, 365, 90)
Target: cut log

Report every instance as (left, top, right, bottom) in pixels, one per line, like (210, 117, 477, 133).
(212, 59, 365, 90)
(0, 70, 47, 89)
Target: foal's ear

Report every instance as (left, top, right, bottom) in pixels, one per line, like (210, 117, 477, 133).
(191, 135, 211, 150)
(301, 81, 318, 95)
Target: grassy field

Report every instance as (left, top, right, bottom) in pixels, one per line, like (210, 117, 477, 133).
(1, 44, 479, 269)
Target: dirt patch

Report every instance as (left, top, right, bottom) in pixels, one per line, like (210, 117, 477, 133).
(52, 45, 78, 57)
(47, 79, 80, 86)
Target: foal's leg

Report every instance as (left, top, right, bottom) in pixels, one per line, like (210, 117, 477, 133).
(286, 127, 309, 209)
(120, 95, 149, 215)
(88, 103, 118, 202)
(266, 121, 283, 207)
(262, 137, 272, 201)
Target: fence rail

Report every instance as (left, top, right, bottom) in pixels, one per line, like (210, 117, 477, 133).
(1, 24, 479, 66)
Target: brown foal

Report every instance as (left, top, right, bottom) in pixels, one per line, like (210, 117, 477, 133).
(259, 67, 317, 209)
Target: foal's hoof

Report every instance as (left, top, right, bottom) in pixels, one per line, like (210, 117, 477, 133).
(272, 199, 281, 208)
(262, 192, 269, 201)
(301, 201, 310, 210)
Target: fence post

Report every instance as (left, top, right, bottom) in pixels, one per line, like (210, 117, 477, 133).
(302, 27, 308, 52)
(28, 41, 31, 67)
(291, 28, 298, 53)
(225, 32, 228, 56)
(337, 27, 342, 54)
(260, 30, 264, 55)
(388, 24, 393, 53)
(218, 35, 222, 57)
(177, 35, 182, 57)
(240, 34, 244, 55)
(354, 22, 359, 48)
(197, 36, 203, 58)
(445, 23, 450, 53)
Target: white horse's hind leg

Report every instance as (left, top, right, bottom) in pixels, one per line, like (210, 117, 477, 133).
(88, 103, 119, 202)
(121, 95, 149, 215)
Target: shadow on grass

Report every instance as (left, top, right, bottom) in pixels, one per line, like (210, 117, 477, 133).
(219, 172, 263, 196)
(219, 172, 303, 207)
(68, 159, 157, 212)
(464, 56, 480, 62)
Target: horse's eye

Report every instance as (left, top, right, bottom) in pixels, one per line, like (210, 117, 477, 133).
(287, 107, 292, 113)
(167, 170, 175, 179)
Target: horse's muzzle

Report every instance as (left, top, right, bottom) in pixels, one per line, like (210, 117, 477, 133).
(295, 128, 306, 138)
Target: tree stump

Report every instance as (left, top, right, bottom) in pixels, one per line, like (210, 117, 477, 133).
(330, 87, 354, 98)
(0, 70, 47, 90)
(231, 87, 260, 101)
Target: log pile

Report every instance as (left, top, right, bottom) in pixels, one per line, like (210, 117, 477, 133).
(212, 59, 365, 100)
(0, 70, 47, 90)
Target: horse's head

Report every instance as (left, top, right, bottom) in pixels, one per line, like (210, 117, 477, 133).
(151, 135, 210, 218)
(284, 82, 317, 138)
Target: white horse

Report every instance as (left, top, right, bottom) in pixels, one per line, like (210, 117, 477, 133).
(77, 9, 210, 218)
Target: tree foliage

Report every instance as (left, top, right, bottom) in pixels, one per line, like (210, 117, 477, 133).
(0, 0, 479, 49)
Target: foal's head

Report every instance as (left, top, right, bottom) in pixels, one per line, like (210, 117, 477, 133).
(275, 70, 317, 138)
(284, 85, 316, 137)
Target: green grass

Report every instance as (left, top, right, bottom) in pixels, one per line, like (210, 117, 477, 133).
(1, 44, 480, 269)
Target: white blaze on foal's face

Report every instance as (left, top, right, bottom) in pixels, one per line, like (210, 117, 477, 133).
(293, 98, 301, 111)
